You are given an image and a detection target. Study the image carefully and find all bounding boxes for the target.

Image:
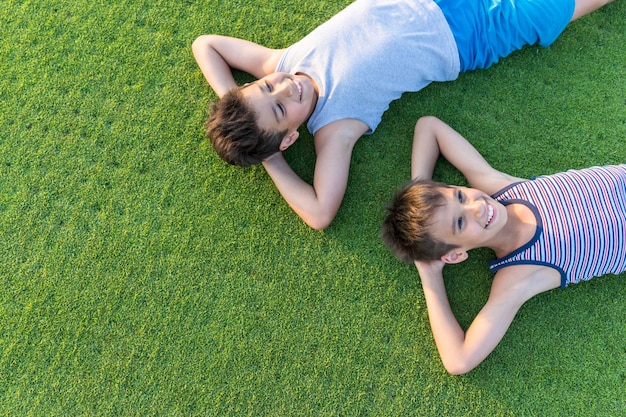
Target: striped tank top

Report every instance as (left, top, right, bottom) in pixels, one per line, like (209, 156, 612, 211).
(488, 165, 626, 288)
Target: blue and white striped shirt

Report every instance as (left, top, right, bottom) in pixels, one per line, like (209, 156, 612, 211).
(488, 165, 626, 288)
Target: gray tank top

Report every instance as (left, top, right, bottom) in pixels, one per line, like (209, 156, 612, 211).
(276, 0, 460, 134)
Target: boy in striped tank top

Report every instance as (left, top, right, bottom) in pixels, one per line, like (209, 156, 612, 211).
(381, 116, 625, 375)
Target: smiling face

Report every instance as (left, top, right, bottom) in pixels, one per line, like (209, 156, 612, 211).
(241, 72, 318, 139)
(430, 186, 507, 252)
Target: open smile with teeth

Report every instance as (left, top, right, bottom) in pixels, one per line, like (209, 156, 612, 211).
(292, 78, 303, 101)
(484, 203, 494, 228)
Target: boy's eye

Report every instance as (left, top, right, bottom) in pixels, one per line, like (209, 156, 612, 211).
(265, 81, 273, 92)
(457, 190, 465, 203)
(277, 103, 285, 117)
(457, 216, 464, 231)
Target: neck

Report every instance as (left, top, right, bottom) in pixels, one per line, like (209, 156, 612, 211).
(489, 203, 536, 258)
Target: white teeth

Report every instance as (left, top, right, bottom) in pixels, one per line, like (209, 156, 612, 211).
(485, 205, 493, 228)
(295, 80, 302, 101)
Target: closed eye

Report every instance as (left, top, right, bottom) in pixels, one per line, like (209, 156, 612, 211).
(456, 216, 464, 232)
(456, 189, 465, 203)
(455, 189, 465, 233)
(262, 81, 284, 121)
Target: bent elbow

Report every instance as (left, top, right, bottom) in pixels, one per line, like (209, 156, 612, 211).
(441, 358, 477, 376)
(445, 365, 471, 376)
(414, 115, 440, 132)
(192, 35, 209, 52)
(192, 35, 205, 49)
(306, 215, 332, 231)
(192, 34, 218, 54)
(303, 210, 335, 230)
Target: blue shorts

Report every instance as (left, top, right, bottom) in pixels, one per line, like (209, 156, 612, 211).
(435, 0, 575, 71)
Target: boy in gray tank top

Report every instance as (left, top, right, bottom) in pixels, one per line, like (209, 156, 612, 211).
(193, 0, 613, 230)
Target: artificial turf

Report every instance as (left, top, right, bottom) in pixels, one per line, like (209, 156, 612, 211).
(0, 0, 624, 415)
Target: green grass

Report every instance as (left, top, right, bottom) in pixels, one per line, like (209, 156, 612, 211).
(1, 0, 624, 415)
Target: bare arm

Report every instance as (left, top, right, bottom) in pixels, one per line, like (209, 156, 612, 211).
(263, 119, 368, 230)
(410, 117, 562, 373)
(192, 35, 283, 97)
(411, 116, 524, 194)
(192, 37, 368, 229)
(415, 261, 560, 374)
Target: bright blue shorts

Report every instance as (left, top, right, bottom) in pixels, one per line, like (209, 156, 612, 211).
(435, 0, 576, 71)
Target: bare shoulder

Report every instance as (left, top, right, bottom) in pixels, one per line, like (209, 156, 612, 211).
(314, 119, 370, 148)
(490, 264, 561, 306)
(263, 49, 287, 74)
(482, 171, 526, 195)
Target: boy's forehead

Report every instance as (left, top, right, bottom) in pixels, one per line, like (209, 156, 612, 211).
(240, 81, 256, 90)
(244, 73, 276, 88)
(431, 188, 456, 237)
(240, 85, 276, 130)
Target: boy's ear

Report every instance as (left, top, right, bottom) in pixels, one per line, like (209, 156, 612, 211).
(279, 131, 299, 151)
(441, 250, 468, 265)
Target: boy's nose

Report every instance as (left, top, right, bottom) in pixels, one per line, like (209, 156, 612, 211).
(274, 80, 293, 97)
(467, 200, 483, 218)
